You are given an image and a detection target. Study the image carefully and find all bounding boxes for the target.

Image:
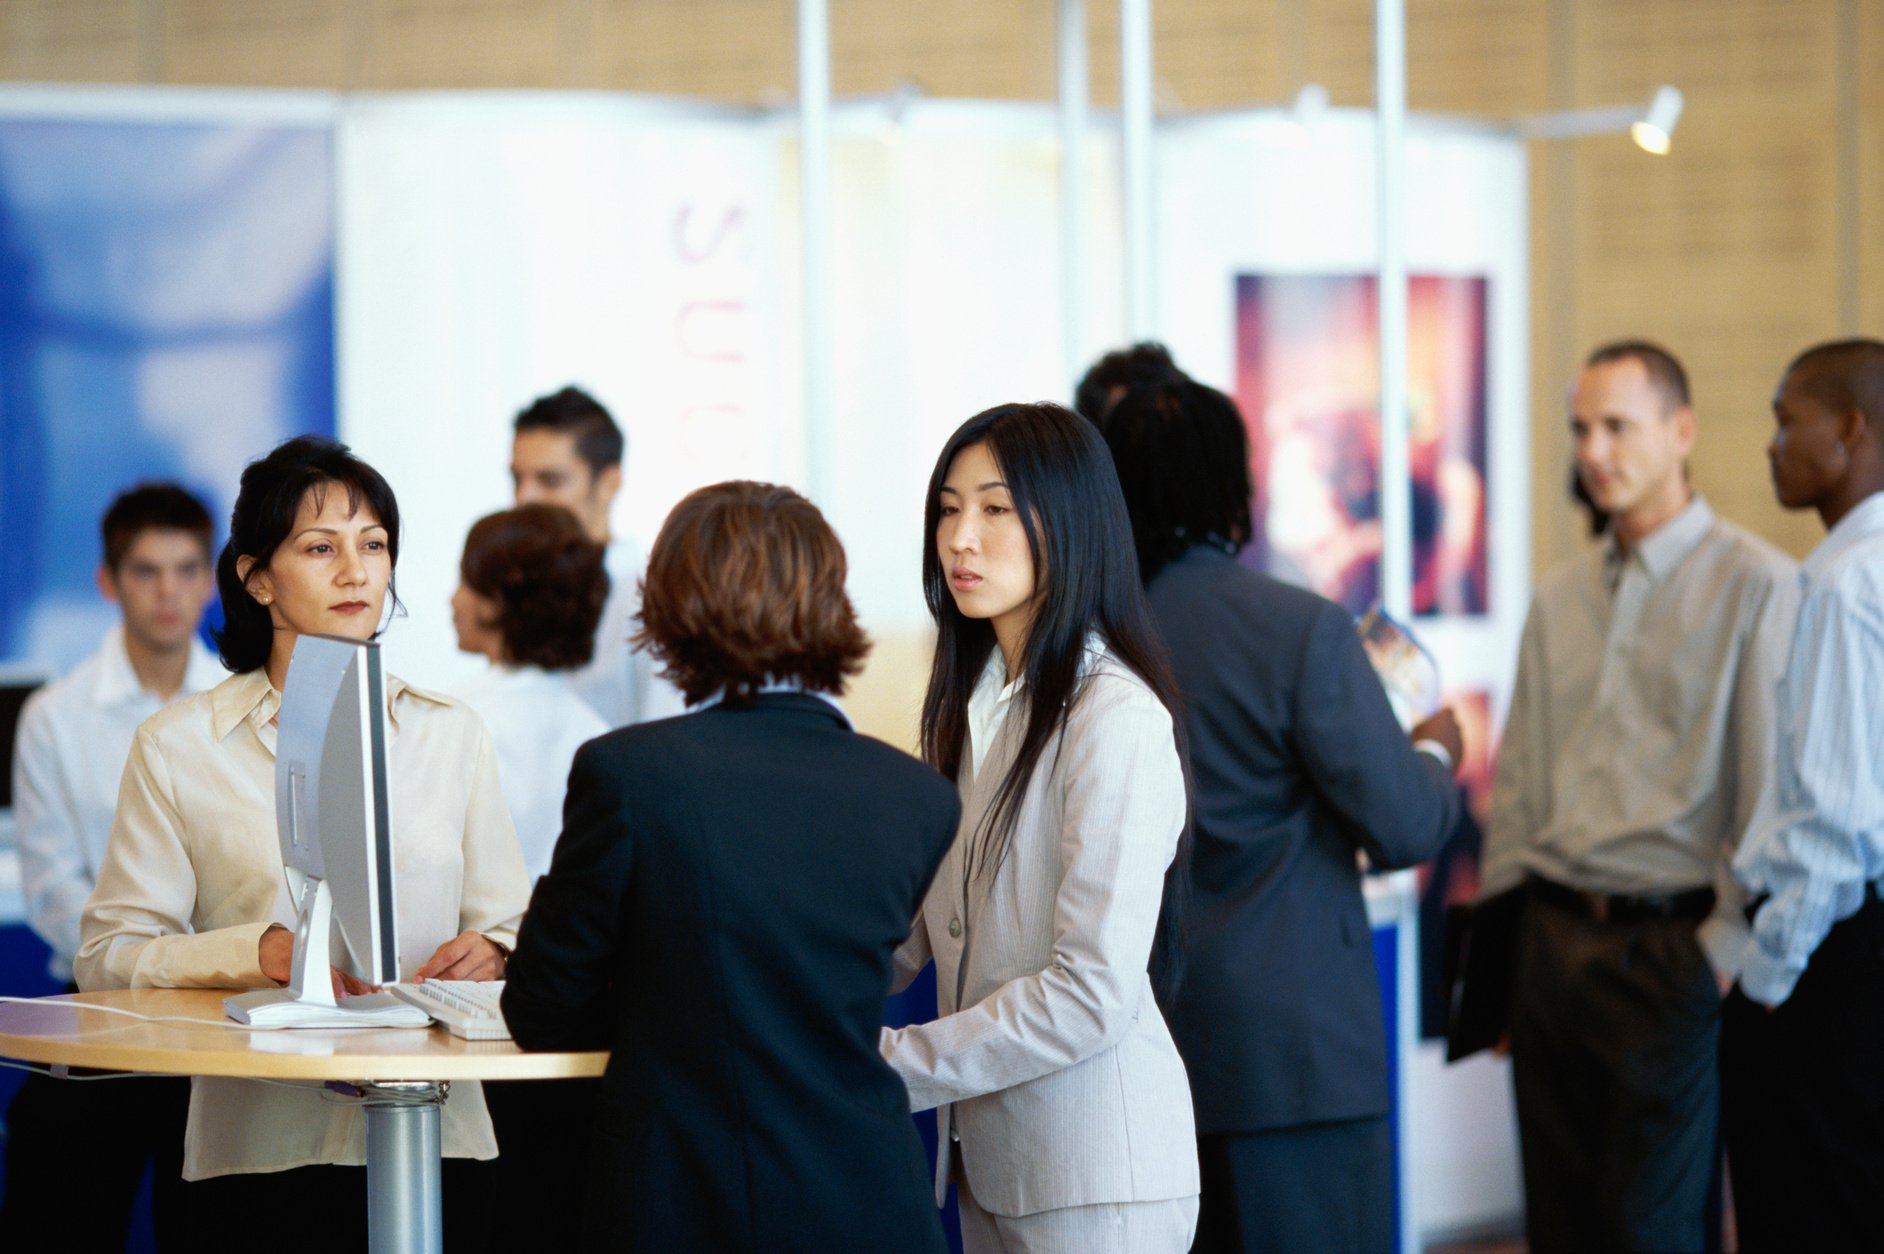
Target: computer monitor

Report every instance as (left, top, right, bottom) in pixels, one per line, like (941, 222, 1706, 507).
(225, 634, 425, 1028)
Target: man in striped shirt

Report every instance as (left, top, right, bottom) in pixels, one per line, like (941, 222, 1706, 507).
(1726, 338, 1884, 1252)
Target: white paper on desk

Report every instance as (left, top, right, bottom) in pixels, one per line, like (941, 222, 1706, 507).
(225, 989, 431, 1031)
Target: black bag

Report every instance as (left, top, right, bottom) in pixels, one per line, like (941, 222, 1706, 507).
(1442, 886, 1525, 1062)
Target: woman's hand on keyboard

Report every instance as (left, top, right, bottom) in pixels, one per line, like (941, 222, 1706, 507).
(414, 930, 507, 983)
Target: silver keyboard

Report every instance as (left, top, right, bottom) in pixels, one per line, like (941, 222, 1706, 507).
(389, 979, 512, 1041)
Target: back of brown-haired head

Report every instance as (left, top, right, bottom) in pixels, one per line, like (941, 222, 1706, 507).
(461, 503, 608, 671)
(635, 481, 869, 707)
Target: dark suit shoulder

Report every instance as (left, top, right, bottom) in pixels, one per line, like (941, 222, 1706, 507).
(565, 719, 664, 781)
(1149, 546, 1342, 651)
(842, 733, 959, 808)
(571, 704, 754, 770)
(584, 707, 696, 753)
(575, 703, 956, 819)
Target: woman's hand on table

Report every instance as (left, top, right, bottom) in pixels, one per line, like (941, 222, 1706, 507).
(259, 923, 380, 997)
(414, 930, 507, 983)
(259, 924, 295, 984)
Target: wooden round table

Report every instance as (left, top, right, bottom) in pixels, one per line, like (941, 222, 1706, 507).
(0, 988, 606, 1253)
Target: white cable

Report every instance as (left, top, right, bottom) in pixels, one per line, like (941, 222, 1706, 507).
(0, 993, 288, 1030)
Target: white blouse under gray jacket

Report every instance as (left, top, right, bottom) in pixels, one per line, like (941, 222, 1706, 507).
(881, 643, 1199, 1218)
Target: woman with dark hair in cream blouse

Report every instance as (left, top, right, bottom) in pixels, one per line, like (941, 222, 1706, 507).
(77, 436, 528, 1245)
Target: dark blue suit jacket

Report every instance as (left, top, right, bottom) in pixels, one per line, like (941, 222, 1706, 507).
(1151, 547, 1457, 1134)
(502, 693, 959, 1251)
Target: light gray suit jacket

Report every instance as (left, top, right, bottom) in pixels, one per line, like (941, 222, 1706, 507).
(882, 648, 1200, 1217)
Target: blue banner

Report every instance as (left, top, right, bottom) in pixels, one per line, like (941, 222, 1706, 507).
(0, 113, 335, 669)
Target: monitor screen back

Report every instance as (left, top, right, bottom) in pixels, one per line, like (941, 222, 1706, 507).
(276, 634, 398, 984)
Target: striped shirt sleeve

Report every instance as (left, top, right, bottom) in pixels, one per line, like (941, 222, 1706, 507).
(1738, 567, 1884, 1006)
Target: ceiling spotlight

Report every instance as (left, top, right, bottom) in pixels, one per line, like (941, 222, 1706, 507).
(1630, 86, 1684, 155)
(1515, 84, 1685, 155)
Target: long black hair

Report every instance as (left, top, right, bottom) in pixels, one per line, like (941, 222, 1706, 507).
(920, 401, 1192, 1000)
(1100, 377, 1254, 583)
(213, 436, 403, 674)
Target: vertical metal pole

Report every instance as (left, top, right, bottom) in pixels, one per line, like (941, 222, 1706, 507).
(798, 0, 835, 502)
(1543, 0, 1578, 572)
(1375, 0, 1411, 625)
(1837, 0, 1861, 335)
(1375, 4, 1415, 1250)
(1058, 0, 1090, 388)
(1394, 870, 1421, 1254)
(1119, 0, 1155, 339)
(363, 1083, 444, 1254)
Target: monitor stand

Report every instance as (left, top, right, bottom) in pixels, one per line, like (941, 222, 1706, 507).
(225, 873, 429, 1029)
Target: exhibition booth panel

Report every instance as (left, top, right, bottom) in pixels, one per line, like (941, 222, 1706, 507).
(0, 85, 1528, 1246)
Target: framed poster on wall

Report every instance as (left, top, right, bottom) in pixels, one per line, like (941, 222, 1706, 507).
(1234, 272, 1490, 619)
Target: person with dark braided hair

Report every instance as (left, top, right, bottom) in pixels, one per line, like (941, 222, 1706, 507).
(1101, 375, 1462, 1254)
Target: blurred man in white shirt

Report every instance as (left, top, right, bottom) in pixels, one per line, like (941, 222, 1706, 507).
(1725, 337, 1884, 1252)
(2, 481, 221, 1247)
(509, 386, 684, 727)
(11, 484, 223, 981)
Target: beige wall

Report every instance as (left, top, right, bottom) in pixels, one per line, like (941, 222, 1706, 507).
(5, 0, 1874, 743)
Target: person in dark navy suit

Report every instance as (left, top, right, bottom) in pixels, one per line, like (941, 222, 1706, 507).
(502, 480, 959, 1253)
(1099, 375, 1464, 1254)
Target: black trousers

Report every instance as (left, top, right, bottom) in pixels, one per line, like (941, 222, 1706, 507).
(1191, 1117, 1392, 1254)
(481, 1076, 598, 1249)
(1509, 891, 1722, 1254)
(1722, 890, 1884, 1253)
(0, 1070, 189, 1253)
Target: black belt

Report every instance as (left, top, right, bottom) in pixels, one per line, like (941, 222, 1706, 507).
(1529, 876, 1715, 925)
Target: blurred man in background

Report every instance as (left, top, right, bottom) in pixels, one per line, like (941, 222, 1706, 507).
(3, 482, 222, 1247)
(509, 385, 683, 727)
(1484, 341, 1798, 1252)
(1727, 337, 1884, 1253)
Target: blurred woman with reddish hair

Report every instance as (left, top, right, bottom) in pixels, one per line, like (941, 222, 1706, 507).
(502, 480, 960, 1252)
(450, 503, 610, 883)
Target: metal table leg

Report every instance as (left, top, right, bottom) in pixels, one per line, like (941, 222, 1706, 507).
(360, 1080, 446, 1254)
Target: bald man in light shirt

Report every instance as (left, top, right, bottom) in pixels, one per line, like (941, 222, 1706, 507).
(1725, 338, 1884, 1253)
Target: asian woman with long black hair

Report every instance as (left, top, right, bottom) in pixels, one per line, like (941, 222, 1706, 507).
(882, 401, 1201, 1252)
